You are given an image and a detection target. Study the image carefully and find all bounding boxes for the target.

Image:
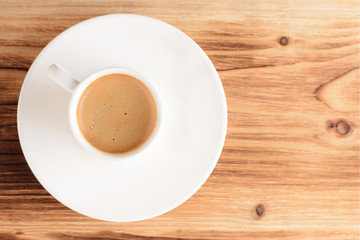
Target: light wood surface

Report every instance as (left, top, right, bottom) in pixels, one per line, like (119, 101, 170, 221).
(0, 0, 359, 239)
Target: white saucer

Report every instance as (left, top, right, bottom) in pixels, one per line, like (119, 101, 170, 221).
(17, 14, 227, 222)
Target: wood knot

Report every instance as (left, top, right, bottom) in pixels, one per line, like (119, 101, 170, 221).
(327, 119, 350, 136)
(279, 36, 289, 46)
(252, 204, 265, 220)
(335, 120, 350, 135)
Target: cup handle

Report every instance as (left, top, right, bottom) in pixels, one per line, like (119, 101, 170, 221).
(47, 64, 80, 93)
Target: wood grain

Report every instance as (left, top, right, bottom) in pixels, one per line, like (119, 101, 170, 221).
(0, 0, 359, 239)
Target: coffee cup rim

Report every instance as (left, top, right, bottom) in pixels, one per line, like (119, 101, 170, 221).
(68, 67, 161, 159)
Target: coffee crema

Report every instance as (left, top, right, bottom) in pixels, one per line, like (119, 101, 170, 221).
(77, 74, 157, 154)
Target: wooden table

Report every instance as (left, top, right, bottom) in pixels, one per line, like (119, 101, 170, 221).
(0, 1, 359, 239)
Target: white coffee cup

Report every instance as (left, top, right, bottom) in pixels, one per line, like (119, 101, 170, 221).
(47, 64, 161, 159)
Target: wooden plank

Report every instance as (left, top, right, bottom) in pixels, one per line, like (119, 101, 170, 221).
(0, 0, 359, 239)
(0, 69, 26, 105)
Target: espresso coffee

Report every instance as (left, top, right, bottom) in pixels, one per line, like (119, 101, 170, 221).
(77, 74, 157, 154)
